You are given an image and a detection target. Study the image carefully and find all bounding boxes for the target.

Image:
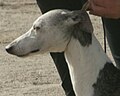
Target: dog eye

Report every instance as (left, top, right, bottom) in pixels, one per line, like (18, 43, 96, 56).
(33, 26, 40, 31)
(35, 26, 40, 30)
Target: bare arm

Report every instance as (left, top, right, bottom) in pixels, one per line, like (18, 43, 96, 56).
(88, 0, 120, 19)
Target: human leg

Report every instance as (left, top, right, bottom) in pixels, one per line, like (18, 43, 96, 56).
(50, 53, 75, 96)
(36, 0, 83, 13)
(102, 18, 120, 68)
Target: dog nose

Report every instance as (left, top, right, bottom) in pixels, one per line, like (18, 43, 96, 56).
(5, 46, 14, 54)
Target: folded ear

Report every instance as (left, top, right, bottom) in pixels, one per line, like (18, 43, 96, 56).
(69, 11, 93, 33)
(70, 11, 94, 46)
(79, 12, 93, 34)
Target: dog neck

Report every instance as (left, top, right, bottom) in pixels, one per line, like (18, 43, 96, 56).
(65, 34, 111, 96)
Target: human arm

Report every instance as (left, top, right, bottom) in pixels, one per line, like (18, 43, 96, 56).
(88, 0, 120, 19)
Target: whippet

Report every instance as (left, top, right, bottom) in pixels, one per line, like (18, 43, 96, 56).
(6, 9, 120, 96)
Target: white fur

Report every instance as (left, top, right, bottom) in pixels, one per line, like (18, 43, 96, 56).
(65, 35, 111, 96)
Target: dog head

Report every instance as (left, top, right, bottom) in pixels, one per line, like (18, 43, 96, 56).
(6, 9, 93, 56)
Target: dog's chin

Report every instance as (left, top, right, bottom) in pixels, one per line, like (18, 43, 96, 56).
(16, 49, 40, 57)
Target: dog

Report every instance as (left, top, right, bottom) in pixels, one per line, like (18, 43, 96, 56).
(6, 9, 120, 96)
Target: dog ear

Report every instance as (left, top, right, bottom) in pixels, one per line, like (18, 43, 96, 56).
(68, 11, 82, 24)
(71, 12, 93, 46)
(79, 12, 93, 34)
(70, 11, 93, 33)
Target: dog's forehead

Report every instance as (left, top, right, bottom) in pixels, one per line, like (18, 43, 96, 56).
(44, 9, 69, 18)
(41, 9, 70, 22)
(33, 9, 71, 27)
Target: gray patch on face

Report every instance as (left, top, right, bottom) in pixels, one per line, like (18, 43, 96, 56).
(42, 9, 75, 41)
(93, 62, 120, 96)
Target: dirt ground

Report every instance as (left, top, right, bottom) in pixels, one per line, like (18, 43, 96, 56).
(0, 0, 113, 96)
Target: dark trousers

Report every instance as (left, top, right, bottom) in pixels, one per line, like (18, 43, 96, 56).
(103, 18, 120, 68)
(36, 0, 120, 96)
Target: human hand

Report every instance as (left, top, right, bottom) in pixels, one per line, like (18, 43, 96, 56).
(88, 0, 120, 19)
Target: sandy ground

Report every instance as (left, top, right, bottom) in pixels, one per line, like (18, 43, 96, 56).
(0, 0, 113, 96)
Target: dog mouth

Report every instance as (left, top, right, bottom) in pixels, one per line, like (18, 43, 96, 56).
(31, 49, 40, 53)
(17, 49, 40, 57)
